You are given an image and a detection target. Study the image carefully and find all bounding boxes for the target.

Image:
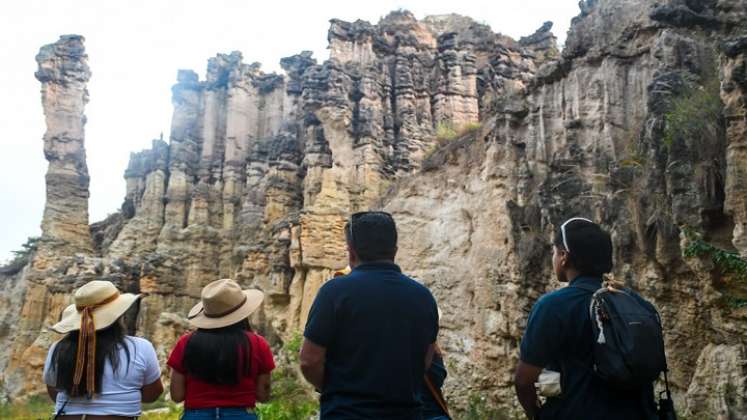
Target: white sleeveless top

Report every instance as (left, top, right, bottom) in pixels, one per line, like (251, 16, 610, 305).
(43, 336, 161, 416)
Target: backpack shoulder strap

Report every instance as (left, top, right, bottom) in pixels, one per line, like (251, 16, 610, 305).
(424, 374, 451, 419)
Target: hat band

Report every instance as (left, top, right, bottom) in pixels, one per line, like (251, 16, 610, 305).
(200, 295, 248, 319)
(75, 291, 120, 312)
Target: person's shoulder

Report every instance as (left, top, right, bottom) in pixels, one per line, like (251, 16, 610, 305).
(248, 331, 269, 345)
(401, 273, 434, 295)
(127, 335, 152, 345)
(320, 272, 359, 293)
(126, 336, 159, 353)
(535, 287, 573, 308)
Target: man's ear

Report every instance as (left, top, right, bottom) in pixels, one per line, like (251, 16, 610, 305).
(347, 243, 359, 262)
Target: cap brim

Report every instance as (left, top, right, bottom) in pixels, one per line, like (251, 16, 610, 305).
(188, 289, 264, 329)
(51, 293, 141, 334)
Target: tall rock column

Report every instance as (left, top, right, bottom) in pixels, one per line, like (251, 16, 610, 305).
(722, 37, 747, 256)
(34, 35, 93, 254)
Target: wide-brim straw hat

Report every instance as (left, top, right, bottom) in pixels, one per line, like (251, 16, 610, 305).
(188, 278, 264, 329)
(52, 280, 141, 334)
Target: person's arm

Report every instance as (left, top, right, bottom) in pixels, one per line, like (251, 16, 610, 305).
(301, 283, 336, 390)
(46, 385, 58, 402)
(141, 377, 164, 403)
(139, 339, 163, 403)
(514, 360, 543, 419)
(43, 342, 59, 402)
(515, 295, 562, 420)
(299, 338, 327, 390)
(425, 341, 436, 369)
(169, 369, 186, 403)
(256, 373, 271, 402)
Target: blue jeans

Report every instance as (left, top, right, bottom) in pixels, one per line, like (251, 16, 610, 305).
(181, 407, 257, 419)
(425, 416, 450, 420)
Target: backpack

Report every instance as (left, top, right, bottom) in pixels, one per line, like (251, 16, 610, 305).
(573, 282, 667, 390)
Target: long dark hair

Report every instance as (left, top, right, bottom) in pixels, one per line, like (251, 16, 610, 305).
(183, 319, 252, 385)
(51, 319, 130, 396)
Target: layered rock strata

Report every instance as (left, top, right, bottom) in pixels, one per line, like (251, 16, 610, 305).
(1, 3, 746, 418)
(34, 34, 94, 254)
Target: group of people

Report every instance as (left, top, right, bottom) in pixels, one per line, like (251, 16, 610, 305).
(42, 211, 661, 419)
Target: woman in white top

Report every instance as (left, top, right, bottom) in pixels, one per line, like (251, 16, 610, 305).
(43, 280, 164, 419)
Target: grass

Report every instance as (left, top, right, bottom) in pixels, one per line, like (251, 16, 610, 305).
(425, 120, 482, 162)
(255, 332, 318, 420)
(662, 71, 722, 149)
(0, 395, 53, 419)
(463, 394, 510, 420)
(435, 121, 481, 143)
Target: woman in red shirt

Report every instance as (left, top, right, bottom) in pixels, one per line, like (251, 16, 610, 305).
(168, 278, 276, 419)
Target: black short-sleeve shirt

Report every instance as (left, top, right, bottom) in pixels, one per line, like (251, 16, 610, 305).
(304, 262, 439, 419)
(520, 276, 657, 420)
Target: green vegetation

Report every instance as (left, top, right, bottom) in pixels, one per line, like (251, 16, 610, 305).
(683, 228, 747, 309)
(683, 229, 747, 281)
(425, 120, 482, 163)
(463, 394, 510, 420)
(0, 395, 53, 419)
(618, 117, 648, 169)
(1, 236, 39, 274)
(141, 402, 182, 420)
(255, 332, 318, 420)
(435, 121, 481, 143)
(662, 72, 722, 149)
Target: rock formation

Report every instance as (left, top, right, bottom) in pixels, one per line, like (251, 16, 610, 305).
(1, 2, 746, 417)
(35, 34, 94, 255)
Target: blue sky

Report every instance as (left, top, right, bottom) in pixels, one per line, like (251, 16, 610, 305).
(0, 0, 580, 261)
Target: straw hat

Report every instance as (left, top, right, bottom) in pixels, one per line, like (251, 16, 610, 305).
(52, 280, 140, 334)
(187, 279, 264, 329)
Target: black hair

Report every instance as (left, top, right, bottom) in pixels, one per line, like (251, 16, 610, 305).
(345, 212, 398, 262)
(183, 319, 252, 385)
(51, 319, 130, 396)
(553, 219, 613, 276)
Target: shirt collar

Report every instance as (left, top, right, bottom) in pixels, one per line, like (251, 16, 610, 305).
(569, 275, 603, 287)
(354, 262, 402, 273)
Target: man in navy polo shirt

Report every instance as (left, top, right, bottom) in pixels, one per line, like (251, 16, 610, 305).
(299, 211, 439, 419)
(514, 218, 657, 419)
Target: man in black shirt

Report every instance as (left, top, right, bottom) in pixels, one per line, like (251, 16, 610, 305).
(300, 211, 439, 419)
(514, 218, 657, 419)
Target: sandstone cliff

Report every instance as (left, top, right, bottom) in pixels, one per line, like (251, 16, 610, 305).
(1, 2, 746, 418)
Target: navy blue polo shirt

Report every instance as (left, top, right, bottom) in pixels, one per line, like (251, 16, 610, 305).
(520, 276, 657, 420)
(304, 262, 439, 419)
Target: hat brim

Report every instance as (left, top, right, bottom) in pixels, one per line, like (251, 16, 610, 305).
(187, 289, 264, 329)
(51, 293, 141, 334)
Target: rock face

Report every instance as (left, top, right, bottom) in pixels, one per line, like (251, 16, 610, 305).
(2, 3, 747, 417)
(34, 34, 94, 254)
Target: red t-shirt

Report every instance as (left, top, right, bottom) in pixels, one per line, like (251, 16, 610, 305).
(167, 331, 275, 409)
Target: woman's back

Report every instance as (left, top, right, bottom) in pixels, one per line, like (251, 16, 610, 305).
(167, 331, 275, 409)
(44, 336, 161, 416)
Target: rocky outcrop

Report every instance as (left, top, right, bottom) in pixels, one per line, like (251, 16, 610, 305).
(34, 34, 94, 255)
(2, 2, 747, 417)
(721, 35, 747, 255)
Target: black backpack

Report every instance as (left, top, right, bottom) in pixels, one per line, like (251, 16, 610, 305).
(573, 283, 667, 389)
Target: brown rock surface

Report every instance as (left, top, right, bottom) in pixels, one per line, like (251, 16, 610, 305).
(2, 3, 747, 417)
(34, 34, 94, 254)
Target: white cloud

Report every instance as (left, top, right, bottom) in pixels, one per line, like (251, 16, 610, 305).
(0, 0, 580, 260)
